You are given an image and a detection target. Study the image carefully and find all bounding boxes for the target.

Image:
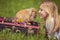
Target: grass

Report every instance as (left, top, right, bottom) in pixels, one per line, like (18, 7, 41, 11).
(0, 28, 47, 40)
(0, 0, 60, 40)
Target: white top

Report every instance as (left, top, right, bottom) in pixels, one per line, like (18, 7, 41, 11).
(46, 17, 54, 34)
(46, 17, 60, 40)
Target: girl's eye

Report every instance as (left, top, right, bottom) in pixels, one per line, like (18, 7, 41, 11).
(40, 9, 43, 11)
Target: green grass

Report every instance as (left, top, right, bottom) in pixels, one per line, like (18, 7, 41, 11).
(0, 28, 47, 40)
(0, 0, 60, 40)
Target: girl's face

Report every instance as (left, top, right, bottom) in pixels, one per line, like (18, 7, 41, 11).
(39, 7, 49, 19)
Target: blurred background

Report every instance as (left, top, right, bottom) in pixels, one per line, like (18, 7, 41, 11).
(0, 0, 60, 40)
(0, 0, 60, 21)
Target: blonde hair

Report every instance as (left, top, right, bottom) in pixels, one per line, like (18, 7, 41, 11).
(40, 1, 59, 32)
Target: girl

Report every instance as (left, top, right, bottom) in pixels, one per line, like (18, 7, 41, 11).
(39, 1, 60, 40)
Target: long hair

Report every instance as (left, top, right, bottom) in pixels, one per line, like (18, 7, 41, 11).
(40, 1, 59, 32)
